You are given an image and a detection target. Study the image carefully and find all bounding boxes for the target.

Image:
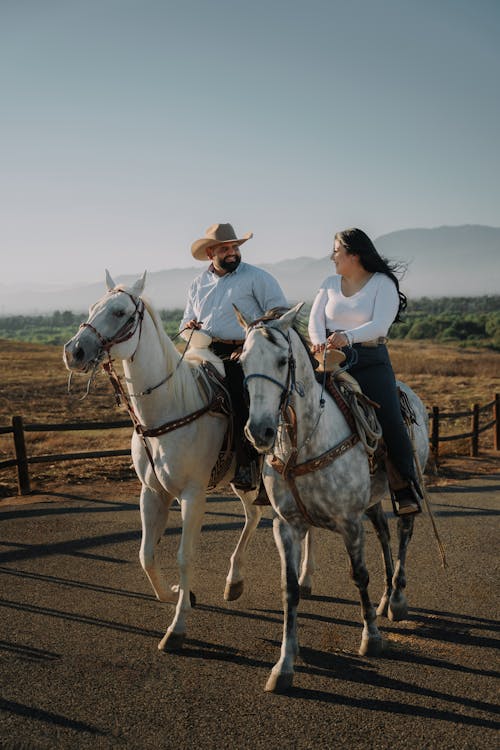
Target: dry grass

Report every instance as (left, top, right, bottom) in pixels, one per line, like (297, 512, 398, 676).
(1, 338, 499, 497)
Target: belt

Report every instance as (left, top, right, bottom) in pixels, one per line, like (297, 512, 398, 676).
(358, 337, 388, 347)
(211, 338, 245, 346)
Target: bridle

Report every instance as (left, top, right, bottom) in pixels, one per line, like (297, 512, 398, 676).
(243, 323, 305, 412)
(79, 288, 145, 363)
(242, 319, 360, 528)
(73, 286, 228, 481)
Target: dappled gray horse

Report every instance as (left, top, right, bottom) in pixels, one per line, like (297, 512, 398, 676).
(236, 303, 429, 692)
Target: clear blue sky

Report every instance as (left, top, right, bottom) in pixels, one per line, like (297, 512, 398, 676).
(1, 0, 499, 287)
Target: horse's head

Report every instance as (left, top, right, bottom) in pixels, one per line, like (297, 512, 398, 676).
(236, 303, 305, 452)
(63, 270, 147, 372)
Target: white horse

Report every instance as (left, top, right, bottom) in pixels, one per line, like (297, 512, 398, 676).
(235, 303, 429, 692)
(63, 271, 291, 650)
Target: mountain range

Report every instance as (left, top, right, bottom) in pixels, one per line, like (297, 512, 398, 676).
(1, 225, 498, 314)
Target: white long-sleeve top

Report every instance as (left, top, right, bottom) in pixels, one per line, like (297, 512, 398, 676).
(308, 272, 399, 345)
(180, 261, 288, 340)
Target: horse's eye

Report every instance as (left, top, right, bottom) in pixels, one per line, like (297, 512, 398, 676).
(278, 357, 288, 368)
(114, 309, 126, 318)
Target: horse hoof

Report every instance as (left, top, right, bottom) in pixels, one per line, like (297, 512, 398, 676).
(158, 630, 185, 652)
(190, 591, 197, 608)
(265, 671, 294, 693)
(359, 636, 384, 657)
(388, 596, 408, 622)
(299, 584, 312, 599)
(224, 580, 244, 601)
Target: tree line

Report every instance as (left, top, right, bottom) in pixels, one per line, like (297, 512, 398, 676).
(0, 296, 499, 349)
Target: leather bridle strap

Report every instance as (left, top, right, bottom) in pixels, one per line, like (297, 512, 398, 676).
(270, 403, 360, 528)
(79, 290, 145, 360)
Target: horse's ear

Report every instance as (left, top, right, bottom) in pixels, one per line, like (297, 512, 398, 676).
(131, 271, 147, 297)
(233, 304, 250, 331)
(105, 269, 115, 290)
(274, 302, 305, 332)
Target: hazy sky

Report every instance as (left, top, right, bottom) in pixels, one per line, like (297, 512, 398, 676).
(1, 0, 499, 287)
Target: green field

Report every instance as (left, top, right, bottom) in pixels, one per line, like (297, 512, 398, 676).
(0, 297, 499, 348)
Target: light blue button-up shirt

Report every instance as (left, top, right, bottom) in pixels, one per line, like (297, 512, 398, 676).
(180, 262, 288, 340)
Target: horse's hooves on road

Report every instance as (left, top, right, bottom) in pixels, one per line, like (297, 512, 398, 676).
(190, 590, 197, 608)
(299, 584, 312, 599)
(224, 580, 244, 601)
(265, 671, 294, 693)
(158, 631, 186, 652)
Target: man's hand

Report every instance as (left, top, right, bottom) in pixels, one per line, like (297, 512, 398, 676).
(185, 319, 202, 330)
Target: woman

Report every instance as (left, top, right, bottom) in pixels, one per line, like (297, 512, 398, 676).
(308, 227, 421, 515)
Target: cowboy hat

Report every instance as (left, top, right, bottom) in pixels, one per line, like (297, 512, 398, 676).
(191, 223, 253, 261)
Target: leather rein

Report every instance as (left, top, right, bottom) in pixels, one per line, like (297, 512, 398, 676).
(244, 323, 359, 528)
(82, 288, 226, 473)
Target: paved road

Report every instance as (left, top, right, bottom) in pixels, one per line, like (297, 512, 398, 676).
(0, 471, 499, 749)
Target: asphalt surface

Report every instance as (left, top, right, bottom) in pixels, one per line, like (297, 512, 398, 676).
(0, 471, 499, 750)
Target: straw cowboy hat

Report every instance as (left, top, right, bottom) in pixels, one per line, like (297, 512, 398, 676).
(191, 223, 253, 261)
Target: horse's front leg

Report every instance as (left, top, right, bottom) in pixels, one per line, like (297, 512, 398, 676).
(224, 487, 263, 601)
(388, 515, 415, 621)
(265, 517, 303, 693)
(298, 528, 316, 598)
(139, 485, 176, 603)
(159, 492, 206, 651)
(341, 517, 384, 657)
(365, 502, 394, 617)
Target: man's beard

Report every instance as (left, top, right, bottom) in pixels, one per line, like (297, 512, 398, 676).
(219, 255, 241, 273)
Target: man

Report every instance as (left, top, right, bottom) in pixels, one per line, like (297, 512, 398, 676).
(180, 223, 288, 490)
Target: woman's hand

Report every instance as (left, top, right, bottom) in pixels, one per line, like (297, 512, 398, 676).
(311, 343, 325, 354)
(327, 331, 349, 349)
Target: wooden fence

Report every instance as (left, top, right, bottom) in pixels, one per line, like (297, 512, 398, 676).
(1, 394, 499, 496)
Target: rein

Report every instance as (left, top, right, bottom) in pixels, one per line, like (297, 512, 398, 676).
(81, 288, 227, 477)
(244, 322, 360, 528)
(270, 402, 360, 528)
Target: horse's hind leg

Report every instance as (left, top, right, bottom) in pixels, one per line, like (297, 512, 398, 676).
(224, 488, 263, 601)
(341, 517, 383, 657)
(365, 502, 394, 617)
(299, 529, 316, 598)
(139, 485, 176, 603)
(388, 515, 415, 621)
(265, 517, 303, 693)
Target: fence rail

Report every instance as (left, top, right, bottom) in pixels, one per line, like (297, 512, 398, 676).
(1, 393, 499, 496)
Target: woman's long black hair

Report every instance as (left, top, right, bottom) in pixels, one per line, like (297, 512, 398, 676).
(335, 228, 407, 321)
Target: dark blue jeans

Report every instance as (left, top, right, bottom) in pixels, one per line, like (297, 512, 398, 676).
(347, 344, 417, 484)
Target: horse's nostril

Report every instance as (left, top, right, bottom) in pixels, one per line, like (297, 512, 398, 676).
(74, 345, 85, 362)
(264, 427, 276, 441)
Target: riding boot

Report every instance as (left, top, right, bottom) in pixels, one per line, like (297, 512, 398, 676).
(253, 478, 271, 506)
(232, 459, 259, 491)
(232, 438, 260, 491)
(385, 456, 422, 516)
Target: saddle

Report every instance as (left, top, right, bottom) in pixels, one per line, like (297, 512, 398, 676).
(312, 349, 385, 473)
(313, 351, 418, 484)
(196, 360, 235, 489)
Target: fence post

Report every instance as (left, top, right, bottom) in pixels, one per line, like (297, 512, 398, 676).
(431, 406, 440, 458)
(495, 393, 500, 451)
(470, 403, 479, 457)
(12, 415, 31, 495)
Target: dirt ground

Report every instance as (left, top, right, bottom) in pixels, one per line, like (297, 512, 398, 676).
(0, 454, 499, 749)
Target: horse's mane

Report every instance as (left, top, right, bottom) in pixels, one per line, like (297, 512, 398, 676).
(139, 294, 205, 410)
(255, 306, 318, 373)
